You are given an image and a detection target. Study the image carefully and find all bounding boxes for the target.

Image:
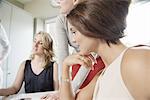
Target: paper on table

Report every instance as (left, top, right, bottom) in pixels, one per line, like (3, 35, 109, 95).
(4, 91, 59, 100)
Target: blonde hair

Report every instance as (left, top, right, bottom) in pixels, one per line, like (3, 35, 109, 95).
(31, 31, 54, 67)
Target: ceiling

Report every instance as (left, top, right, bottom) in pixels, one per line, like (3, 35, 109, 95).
(7, 0, 59, 19)
(16, 0, 33, 4)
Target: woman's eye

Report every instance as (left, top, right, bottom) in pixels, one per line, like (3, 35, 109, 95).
(70, 27, 77, 35)
(72, 31, 76, 35)
(39, 42, 43, 45)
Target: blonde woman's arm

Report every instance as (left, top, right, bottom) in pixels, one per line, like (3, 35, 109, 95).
(0, 61, 25, 96)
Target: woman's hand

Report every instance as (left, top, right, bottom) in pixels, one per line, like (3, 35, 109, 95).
(60, 52, 93, 100)
(41, 92, 60, 100)
(63, 52, 93, 69)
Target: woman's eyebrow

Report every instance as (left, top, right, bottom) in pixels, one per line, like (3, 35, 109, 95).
(70, 27, 73, 31)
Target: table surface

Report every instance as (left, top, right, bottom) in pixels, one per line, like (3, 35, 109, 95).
(3, 91, 58, 100)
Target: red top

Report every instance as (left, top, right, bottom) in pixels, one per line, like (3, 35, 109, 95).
(72, 57, 105, 89)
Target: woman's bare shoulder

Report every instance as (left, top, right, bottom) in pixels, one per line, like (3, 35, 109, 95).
(125, 47, 150, 66)
(122, 47, 150, 75)
(122, 47, 150, 98)
(19, 60, 28, 70)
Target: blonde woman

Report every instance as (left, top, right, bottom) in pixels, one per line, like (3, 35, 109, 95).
(0, 31, 59, 96)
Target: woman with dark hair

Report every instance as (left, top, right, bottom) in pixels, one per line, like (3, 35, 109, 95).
(60, 0, 150, 100)
(0, 32, 59, 96)
(41, 0, 105, 99)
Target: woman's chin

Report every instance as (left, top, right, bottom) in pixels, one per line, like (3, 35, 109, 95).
(79, 50, 91, 55)
(32, 51, 38, 55)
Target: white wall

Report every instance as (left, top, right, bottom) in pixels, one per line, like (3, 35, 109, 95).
(0, 0, 33, 90)
(24, 0, 59, 19)
(34, 18, 44, 34)
(121, 2, 150, 46)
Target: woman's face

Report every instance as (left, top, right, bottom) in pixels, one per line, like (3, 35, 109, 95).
(59, 0, 74, 14)
(32, 34, 45, 55)
(70, 25, 99, 54)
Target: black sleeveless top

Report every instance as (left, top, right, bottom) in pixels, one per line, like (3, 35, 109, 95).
(24, 60, 54, 93)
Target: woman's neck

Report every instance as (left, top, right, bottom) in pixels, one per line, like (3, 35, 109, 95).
(32, 55, 46, 68)
(97, 42, 127, 67)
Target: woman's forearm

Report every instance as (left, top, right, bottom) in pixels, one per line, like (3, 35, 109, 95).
(0, 86, 18, 96)
(60, 65, 75, 100)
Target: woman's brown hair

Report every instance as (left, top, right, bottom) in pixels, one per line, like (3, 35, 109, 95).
(67, 0, 131, 46)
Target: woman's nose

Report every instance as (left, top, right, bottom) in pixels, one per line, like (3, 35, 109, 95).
(72, 38, 76, 44)
(34, 42, 38, 47)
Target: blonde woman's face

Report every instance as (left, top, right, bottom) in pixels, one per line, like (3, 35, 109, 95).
(32, 34, 44, 55)
(59, 0, 74, 14)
